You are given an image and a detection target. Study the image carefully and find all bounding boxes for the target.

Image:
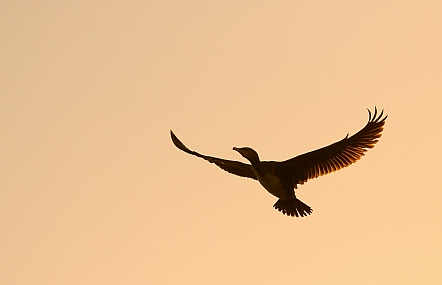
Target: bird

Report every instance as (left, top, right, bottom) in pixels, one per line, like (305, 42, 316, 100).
(170, 108, 387, 217)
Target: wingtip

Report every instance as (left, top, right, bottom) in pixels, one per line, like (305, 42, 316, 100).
(170, 129, 181, 147)
(367, 106, 387, 123)
(170, 130, 197, 156)
(170, 130, 180, 142)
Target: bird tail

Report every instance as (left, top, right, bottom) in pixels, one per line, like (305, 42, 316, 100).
(273, 198, 313, 217)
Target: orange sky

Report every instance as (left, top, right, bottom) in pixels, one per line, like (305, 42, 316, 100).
(2, 1, 442, 284)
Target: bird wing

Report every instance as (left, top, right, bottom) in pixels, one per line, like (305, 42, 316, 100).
(281, 108, 387, 184)
(170, 130, 258, 180)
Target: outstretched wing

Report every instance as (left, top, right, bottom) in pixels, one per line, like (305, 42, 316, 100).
(281, 107, 387, 184)
(170, 130, 257, 180)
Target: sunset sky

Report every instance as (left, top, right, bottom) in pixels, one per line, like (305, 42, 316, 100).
(2, 1, 442, 284)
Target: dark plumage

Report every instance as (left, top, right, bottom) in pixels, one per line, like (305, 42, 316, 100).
(171, 108, 387, 217)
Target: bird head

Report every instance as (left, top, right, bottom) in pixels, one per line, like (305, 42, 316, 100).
(233, 147, 260, 164)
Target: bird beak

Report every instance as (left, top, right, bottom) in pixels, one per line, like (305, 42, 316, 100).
(233, 147, 239, 152)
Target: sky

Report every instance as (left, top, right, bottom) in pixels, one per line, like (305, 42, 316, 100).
(1, 1, 442, 284)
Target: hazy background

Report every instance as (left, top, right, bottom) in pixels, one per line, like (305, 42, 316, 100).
(2, 1, 442, 284)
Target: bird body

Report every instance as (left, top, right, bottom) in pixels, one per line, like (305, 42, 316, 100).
(256, 171, 288, 199)
(171, 108, 387, 217)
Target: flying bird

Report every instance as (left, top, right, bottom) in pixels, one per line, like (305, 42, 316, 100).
(170, 108, 387, 217)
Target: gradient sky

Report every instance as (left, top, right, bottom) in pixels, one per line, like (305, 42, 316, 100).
(2, 1, 442, 284)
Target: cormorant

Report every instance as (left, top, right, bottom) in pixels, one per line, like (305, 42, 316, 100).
(170, 108, 387, 217)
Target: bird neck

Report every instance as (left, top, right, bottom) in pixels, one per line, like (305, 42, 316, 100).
(247, 156, 261, 169)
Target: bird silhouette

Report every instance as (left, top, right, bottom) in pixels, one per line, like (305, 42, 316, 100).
(171, 108, 387, 217)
